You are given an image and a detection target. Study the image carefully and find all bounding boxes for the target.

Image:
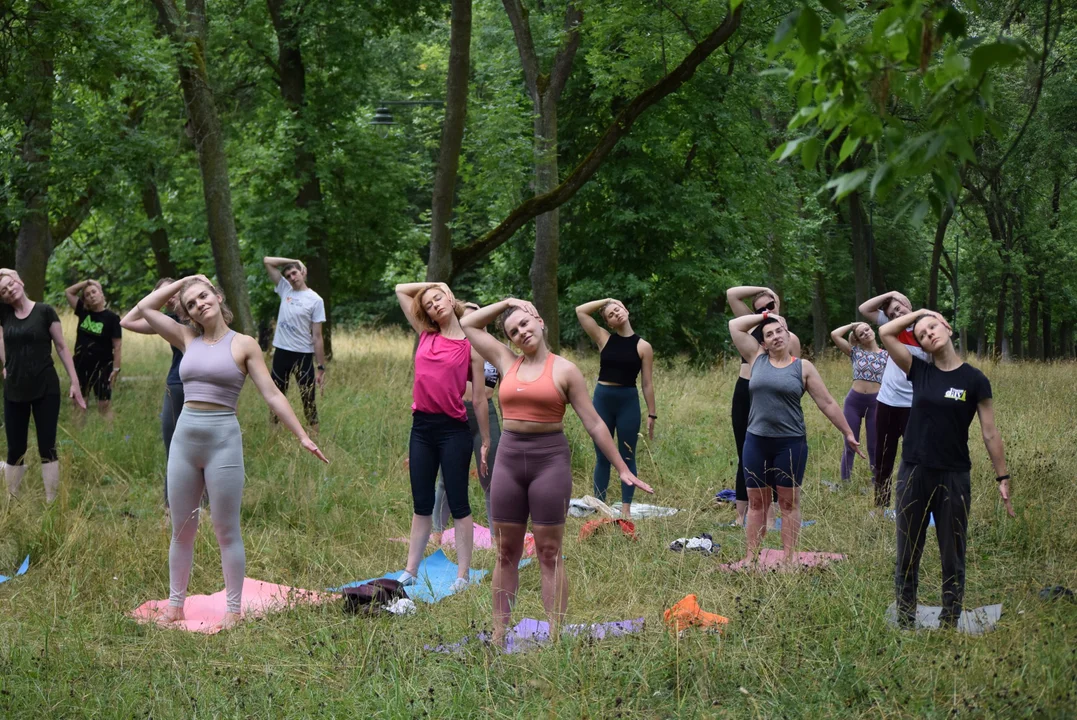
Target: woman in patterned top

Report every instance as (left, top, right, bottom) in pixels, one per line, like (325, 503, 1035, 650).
(830, 322, 888, 483)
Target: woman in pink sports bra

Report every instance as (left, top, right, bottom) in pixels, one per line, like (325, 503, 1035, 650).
(135, 275, 328, 631)
(462, 297, 654, 647)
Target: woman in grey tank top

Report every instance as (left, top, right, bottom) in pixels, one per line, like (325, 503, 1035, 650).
(729, 312, 864, 569)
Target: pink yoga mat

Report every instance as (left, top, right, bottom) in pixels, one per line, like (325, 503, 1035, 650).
(718, 548, 846, 572)
(131, 578, 324, 634)
(391, 524, 536, 556)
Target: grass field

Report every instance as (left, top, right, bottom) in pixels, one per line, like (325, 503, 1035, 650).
(1, 321, 1076, 718)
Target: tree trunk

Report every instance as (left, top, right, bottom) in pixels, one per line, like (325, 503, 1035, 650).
(268, 0, 333, 356)
(847, 191, 870, 310)
(811, 268, 829, 358)
(152, 0, 254, 335)
(1041, 279, 1051, 359)
(14, 3, 55, 301)
(530, 108, 561, 349)
(1010, 272, 1023, 359)
(427, 0, 472, 285)
(994, 275, 1008, 359)
(141, 173, 178, 279)
(1028, 279, 1039, 360)
(927, 200, 955, 309)
(1060, 320, 1074, 358)
(975, 316, 985, 358)
(0, 224, 16, 269)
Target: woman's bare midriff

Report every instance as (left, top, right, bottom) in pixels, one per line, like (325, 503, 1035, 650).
(851, 379, 881, 394)
(597, 380, 630, 387)
(184, 401, 234, 412)
(503, 419, 564, 434)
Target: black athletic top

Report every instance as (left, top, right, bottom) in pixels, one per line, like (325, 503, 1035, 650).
(0, 302, 61, 402)
(598, 334, 642, 386)
(164, 312, 184, 386)
(739, 326, 766, 364)
(902, 357, 992, 471)
(74, 300, 121, 369)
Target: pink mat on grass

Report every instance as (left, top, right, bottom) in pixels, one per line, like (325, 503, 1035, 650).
(131, 578, 324, 634)
(390, 524, 536, 556)
(718, 548, 846, 572)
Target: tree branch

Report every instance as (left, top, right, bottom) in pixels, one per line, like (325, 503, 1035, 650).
(502, 0, 541, 101)
(451, 6, 742, 272)
(546, 3, 582, 104)
(50, 188, 94, 244)
(656, 0, 697, 42)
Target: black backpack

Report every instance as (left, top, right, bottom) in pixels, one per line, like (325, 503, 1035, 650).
(343, 578, 407, 615)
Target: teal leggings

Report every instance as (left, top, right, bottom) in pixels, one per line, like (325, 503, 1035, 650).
(592, 383, 640, 505)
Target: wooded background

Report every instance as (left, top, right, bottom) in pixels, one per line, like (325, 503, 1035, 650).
(1, 0, 1072, 361)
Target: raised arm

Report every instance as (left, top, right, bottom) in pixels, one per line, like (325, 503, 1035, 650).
(879, 308, 937, 375)
(728, 312, 767, 363)
(48, 320, 87, 409)
(395, 282, 441, 335)
(119, 305, 154, 335)
(459, 299, 524, 374)
(977, 399, 1014, 516)
(859, 290, 909, 323)
(238, 334, 328, 463)
(263, 256, 300, 285)
(136, 278, 199, 350)
(639, 339, 657, 440)
(64, 280, 93, 310)
(563, 361, 653, 494)
(726, 286, 773, 318)
(575, 298, 612, 348)
(803, 360, 863, 458)
(830, 322, 858, 357)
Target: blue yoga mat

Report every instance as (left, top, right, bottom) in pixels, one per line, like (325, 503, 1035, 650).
(329, 549, 487, 604)
(0, 555, 29, 585)
(774, 518, 816, 530)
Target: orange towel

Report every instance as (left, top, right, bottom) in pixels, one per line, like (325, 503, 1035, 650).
(578, 518, 637, 541)
(663, 594, 729, 633)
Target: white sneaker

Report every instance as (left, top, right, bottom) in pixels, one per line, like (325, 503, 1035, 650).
(449, 577, 470, 594)
(398, 570, 418, 587)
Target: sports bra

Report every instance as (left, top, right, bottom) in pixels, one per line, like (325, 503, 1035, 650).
(483, 361, 499, 388)
(851, 346, 888, 384)
(498, 353, 567, 423)
(179, 331, 246, 410)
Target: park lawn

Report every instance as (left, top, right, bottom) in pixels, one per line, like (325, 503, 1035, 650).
(1, 323, 1075, 719)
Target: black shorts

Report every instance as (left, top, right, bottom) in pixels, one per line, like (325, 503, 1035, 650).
(76, 360, 114, 401)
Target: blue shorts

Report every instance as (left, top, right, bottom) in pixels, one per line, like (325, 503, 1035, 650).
(742, 433, 808, 490)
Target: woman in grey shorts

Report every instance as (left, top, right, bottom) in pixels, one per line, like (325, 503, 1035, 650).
(135, 275, 328, 631)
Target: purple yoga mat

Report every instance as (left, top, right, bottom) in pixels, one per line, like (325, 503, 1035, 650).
(427, 617, 645, 654)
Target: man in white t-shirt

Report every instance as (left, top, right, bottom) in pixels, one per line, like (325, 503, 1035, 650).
(859, 290, 930, 510)
(264, 256, 327, 433)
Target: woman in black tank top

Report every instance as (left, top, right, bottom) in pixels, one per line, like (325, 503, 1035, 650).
(575, 298, 656, 519)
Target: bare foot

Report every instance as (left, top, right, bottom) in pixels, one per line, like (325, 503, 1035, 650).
(156, 605, 185, 627)
(213, 612, 242, 631)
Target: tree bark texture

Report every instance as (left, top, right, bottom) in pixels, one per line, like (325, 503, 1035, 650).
(152, 0, 254, 335)
(502, 1, 582, 351)
(927, 199, 955, 309)
(427, 0, 472, 285)
(141, 174, 178, 279)
(267, 0, 333, 356)
(451, 5, 742, 273)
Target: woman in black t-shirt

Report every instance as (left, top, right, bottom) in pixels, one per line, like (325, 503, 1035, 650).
(575, 297, 656, 519)
(880, 309, 1014, 629)
(0, 269, 87, 502)
(64, 279, 123, 423)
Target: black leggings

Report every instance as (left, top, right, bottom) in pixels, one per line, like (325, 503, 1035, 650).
(409, 411, 472, 520)
(5, 394, 61, 465)
(732, 377, 777, 503)
(873, 402, 911, 508)
(271, 348, 318, 426)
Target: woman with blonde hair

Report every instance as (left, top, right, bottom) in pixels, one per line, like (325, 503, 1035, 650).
(829, 321, 888, 483)
(394, 282, 490, 591)
(135, 275, 327, 630)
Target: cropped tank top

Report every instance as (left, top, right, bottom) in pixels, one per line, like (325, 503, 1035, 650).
(598, 334, 642, 386)
(747, 354, 805, 438)
(179, 331, 246, 410)
(499, 353, 567, 423)
(850, 346, 888, 384)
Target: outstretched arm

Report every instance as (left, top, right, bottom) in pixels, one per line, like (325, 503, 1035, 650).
(240, 335, 328, 463)
(49, 321, 86, 409)
(575, 298, 612, 348)
(726, 285, 773, 318)
(459, 299, 524, 374)
(564, 362, 653, 494)
(728, 312, 767, 363)
(803, 360, 864, 458)
(263, 256, 301, 285)
(859, 290, 909, 323)
(639, 340, 656, 440)
(977, 399, 1014, 517)
(64, 280, 93, 310)
(830, 322, 858, 357)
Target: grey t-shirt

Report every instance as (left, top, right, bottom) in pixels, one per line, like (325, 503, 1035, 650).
(747, 354, 806, 437)
(272, 278, 326, 354)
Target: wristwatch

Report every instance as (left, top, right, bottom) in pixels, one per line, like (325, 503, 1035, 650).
(317, 364, 326, 371)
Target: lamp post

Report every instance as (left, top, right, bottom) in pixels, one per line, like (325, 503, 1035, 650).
(369, 100, 445, 137)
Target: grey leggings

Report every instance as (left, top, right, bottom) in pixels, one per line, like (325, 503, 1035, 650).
(167, 408, 246, 614)
(433, 398, 500, 530)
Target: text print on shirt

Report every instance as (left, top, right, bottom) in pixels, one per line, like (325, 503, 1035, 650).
(944, 387, 968, 402)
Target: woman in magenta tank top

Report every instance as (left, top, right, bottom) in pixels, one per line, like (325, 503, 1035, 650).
(135, 275, 328, 631)
(394, 282, 491, 592)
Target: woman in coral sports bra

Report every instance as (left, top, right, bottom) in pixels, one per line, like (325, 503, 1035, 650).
(461, 298, 653, 646)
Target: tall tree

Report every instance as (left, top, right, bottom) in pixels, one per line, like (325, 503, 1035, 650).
(151, 0, 254, 333)
(427, 0, 472, 284)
